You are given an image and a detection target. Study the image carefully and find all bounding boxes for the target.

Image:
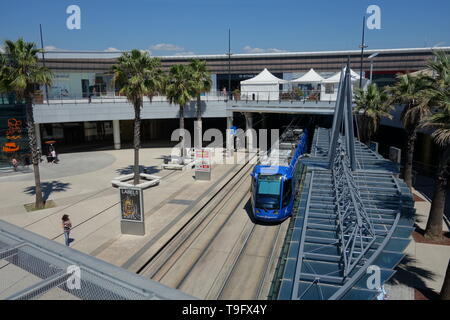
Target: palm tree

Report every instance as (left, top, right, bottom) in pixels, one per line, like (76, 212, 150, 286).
(166, 64, 195, 160)
(145, 58, 166, 102)
(353, 83, 392, 144)
(0, 39, 52, 209)
(189, 60, 211, 149)
(385, 73, 433, 189)
(419, 53, 450, 240)
(421, 106, 450, 240)
(112, 50, 163, 185)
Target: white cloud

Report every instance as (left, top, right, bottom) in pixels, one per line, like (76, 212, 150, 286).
(104, 47, 120, 52)
(243, 46, 288, 54)
(150, 43, 184, 51)
(44, 45, 60, 51)
(173, 51, 195, 56)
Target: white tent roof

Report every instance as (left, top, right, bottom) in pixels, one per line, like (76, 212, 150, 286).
(241, 68, 288, 85)
(291, 68, 324, 83)
(322, 68, 363, 83)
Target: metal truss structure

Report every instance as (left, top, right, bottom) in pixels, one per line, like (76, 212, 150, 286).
(272, 62, 416, 300)
(332, 139, 376, 278)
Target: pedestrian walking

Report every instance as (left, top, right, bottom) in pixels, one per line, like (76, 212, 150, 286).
(62, 214, 72, 246)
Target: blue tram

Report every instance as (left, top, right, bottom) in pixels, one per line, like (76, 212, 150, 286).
(250, 128, 308, 222)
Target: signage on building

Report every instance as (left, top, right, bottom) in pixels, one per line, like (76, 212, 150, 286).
(230, 126, 237, 135)
(0, 105, 28, 166)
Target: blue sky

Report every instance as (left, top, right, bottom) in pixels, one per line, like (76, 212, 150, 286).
(0, 0, 449, 55)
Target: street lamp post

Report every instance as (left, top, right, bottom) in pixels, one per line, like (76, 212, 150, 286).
(359, 16, 368, 88)
(368, 52, 379, 83)
(228, 29, 232, 100)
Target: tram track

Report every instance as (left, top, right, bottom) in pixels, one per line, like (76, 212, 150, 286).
(213, 221, 287, 300)
(137, 152, 288, 300)
(137, 155, 257, 278)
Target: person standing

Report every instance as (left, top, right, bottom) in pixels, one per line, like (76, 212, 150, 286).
(51, 149, 57, 163)
(62, 214, 72, 246)
(11, 157, 18, 171)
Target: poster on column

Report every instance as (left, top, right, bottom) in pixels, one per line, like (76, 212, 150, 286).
(119, 187, 144, 222)
(195, 148, 211, 180)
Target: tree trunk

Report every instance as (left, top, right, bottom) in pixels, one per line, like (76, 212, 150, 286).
(133, 103, 141, 185)
(441, 260, 450, 300)
(196, 95, 202, 149)
(403, 129, 417, 189)
(25, 99, 44, 209)
(179, 105, 185, 159)
(424, 148, 449, 240)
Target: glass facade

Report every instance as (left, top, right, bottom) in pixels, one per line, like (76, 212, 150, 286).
(46, 72, 114, 99)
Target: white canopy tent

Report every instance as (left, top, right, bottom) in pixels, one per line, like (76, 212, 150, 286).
(240, 68, 288, 101)
(320, 67, 368, 101)
(291, 68, 324, 84)
(321, 68, 362, 83)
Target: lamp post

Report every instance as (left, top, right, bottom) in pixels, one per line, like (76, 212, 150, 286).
(39, 24, 49, 105)
(368, 52, 379, 83)
(228, 28, 232, 100)
(431, 42, 444, 78)
(359, 16, 368, 88)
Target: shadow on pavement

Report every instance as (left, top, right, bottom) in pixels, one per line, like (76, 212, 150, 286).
(115, 165, 161, 175)
(388, 253, 439, 299)
(244, 198, 285, 226)
(23, 180, 71, 201)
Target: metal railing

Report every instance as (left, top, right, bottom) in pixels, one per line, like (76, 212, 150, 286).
(35, 89, 343, 105)
(331, 138, 376, 278)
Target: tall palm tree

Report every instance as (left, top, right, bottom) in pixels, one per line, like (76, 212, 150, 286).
(0, 39, 52, 209)
(385, 73, 433, 189)
(353, 83, 392, 144)
(112, 50, 163, 185)
(166, 64, 195, 160)
(421, 105, 450, 240)
(420, 53, 450, 240)
(189, 60, 211, 149)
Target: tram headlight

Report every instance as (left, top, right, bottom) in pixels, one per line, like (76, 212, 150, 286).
(255, 209, 260, 214)
(273, 210, 279, 215)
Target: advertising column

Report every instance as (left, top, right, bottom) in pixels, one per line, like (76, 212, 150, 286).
(119, 186, 145, 235)
(195, 148, 211, 181)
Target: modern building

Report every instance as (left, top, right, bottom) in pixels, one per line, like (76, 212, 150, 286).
(1, 46, 449, 165)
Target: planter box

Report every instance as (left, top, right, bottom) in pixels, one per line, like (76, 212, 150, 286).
(111, 173, 161, 189)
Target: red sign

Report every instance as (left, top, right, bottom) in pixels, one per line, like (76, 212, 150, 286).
(195, 149, 211, 172)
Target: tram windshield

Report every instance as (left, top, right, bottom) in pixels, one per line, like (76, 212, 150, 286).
(255, 174, 282, 210)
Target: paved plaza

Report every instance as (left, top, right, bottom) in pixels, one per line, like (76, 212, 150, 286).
(0, 147, 448, 299)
